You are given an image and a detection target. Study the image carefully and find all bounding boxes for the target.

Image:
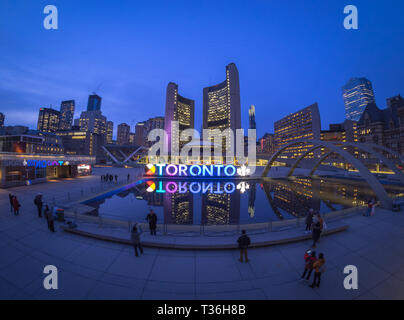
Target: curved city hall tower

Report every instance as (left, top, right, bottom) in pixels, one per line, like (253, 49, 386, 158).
(164, 82, 195, 155)
(203, 63, 241, 151)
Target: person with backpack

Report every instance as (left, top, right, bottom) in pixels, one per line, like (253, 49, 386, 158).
(305, 209, 314, 234)
(131, 224, 144, 257)
(34, 194, 43, 218)
(237, 230, 251, 263)
(310, 253, 326, 288)
(301, 250, 317, 281)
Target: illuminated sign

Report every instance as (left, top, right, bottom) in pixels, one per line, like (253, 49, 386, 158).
(145, 164, 238, 177)
(23, 159, 69, 168)
(146, 180, 236, 194)
(78, 164, 91, 171)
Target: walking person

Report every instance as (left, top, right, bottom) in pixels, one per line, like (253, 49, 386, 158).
(12, 196, 21, 216)
(305, 209, 314, 234)
(316, 213, 325, 243)
(237, 230, 251, 263)
(127, 173, 130, 182)
(8, 194, 14, 213)
(44, 205, 56, 232)
(115, 174, 118, 183)
(146, 208, 158, 235)
(131, 224, 144, 257)
(365, 199, 372, 217)
(311, 221, 322, 248)
(370, 198, 377, 216)
(309, 253, 326, 288)
(34, 194, 43, 218)
(301, 250, 317, 281)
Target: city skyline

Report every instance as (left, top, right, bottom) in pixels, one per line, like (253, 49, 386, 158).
(1, 1, 403, 139)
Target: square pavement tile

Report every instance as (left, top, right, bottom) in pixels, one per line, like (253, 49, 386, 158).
(0, 245, 26, 269)
(144, 279, 195, 294)
(327, 252, 390, 291)
(65, 244, 122, 271)
(149, 255, 195, 283)
(247, 250, 296, 278)
(196, 279, 254, 294)
(195, 255, 242, 283)
(106, 251, 157, 280)
(0, 278, 19, 299)
(358, 245, 404, 274)
(24, 269, 98, 300)
(311, 268, 366, 300)
(263, 281, 321, 300)
(369, 276, 404, 300)
(0, 255, 44, 290)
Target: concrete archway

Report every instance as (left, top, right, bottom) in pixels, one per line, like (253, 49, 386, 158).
(263, 140, 394, 208)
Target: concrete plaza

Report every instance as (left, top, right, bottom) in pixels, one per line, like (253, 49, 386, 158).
(1, 168, 404, 300)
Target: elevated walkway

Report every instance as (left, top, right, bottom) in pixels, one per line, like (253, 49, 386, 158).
(62, 220, 348, 250)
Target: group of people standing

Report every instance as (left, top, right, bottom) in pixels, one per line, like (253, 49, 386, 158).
(34, 194, 56, 232)
(130, 208, 158, 257)
(365, 198, 377, 217)
(8, 193, 21, 216)
(301, 249, 326, 288)
(101, 173, 118, 183)
(8, 193, 55, 232)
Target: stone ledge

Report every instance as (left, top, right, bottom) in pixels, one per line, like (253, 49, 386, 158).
(61, 224, 349, 250)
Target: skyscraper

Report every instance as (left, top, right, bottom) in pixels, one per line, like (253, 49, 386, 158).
(343, 78, 375, 121)
(117, 123, 130, 145)
(164, 82, 195, 154)
(59, 100, 75, 130)
(135, 122, 147, 146)
(106, 121, 114, 144)
(203, 63, 241, 151)
(87, 94, 102, 111)
(78, 110, 107, 147)
(248, 105, 256, 130)
(37, 108, 61, 132)
(274, 103, 321, 158)
(0, 112, 4, 128)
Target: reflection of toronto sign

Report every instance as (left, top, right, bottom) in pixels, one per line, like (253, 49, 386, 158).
(146, 180, 237, 194)
(145, 164, 248, 177)
(23, 159, 69, 168)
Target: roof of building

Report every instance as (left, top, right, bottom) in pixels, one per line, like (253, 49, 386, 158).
(358, 102, 400, 129)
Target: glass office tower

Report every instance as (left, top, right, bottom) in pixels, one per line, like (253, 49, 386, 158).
(343, 78, 375, 121)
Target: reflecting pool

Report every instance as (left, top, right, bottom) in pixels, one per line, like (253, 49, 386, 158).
(84, 177, 404, 225)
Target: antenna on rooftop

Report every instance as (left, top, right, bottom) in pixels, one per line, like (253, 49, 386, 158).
(94, 83, 103, 95)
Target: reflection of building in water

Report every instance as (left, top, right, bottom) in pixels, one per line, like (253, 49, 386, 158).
(273, 178, 320, 217)
(164, 192, 194, 225)
(202, 190, 240, 225)
(142, 192, 164, 207)
(248, 184, 256, 217)
(318, 179, 367, 208)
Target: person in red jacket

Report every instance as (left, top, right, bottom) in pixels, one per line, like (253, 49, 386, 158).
(12, 196, 21, 216)
(301, 250, 317, 281)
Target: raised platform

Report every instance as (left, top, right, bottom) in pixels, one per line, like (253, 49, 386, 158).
(61, 221, 349, 250)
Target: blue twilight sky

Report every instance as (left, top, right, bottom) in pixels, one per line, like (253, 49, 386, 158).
(0, 0, 403, 138)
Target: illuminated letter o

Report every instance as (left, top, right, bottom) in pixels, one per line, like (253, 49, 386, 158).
(189, 165, 202, 176)
(224, 165, 236, 176)
(166, 164, 178, 176)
